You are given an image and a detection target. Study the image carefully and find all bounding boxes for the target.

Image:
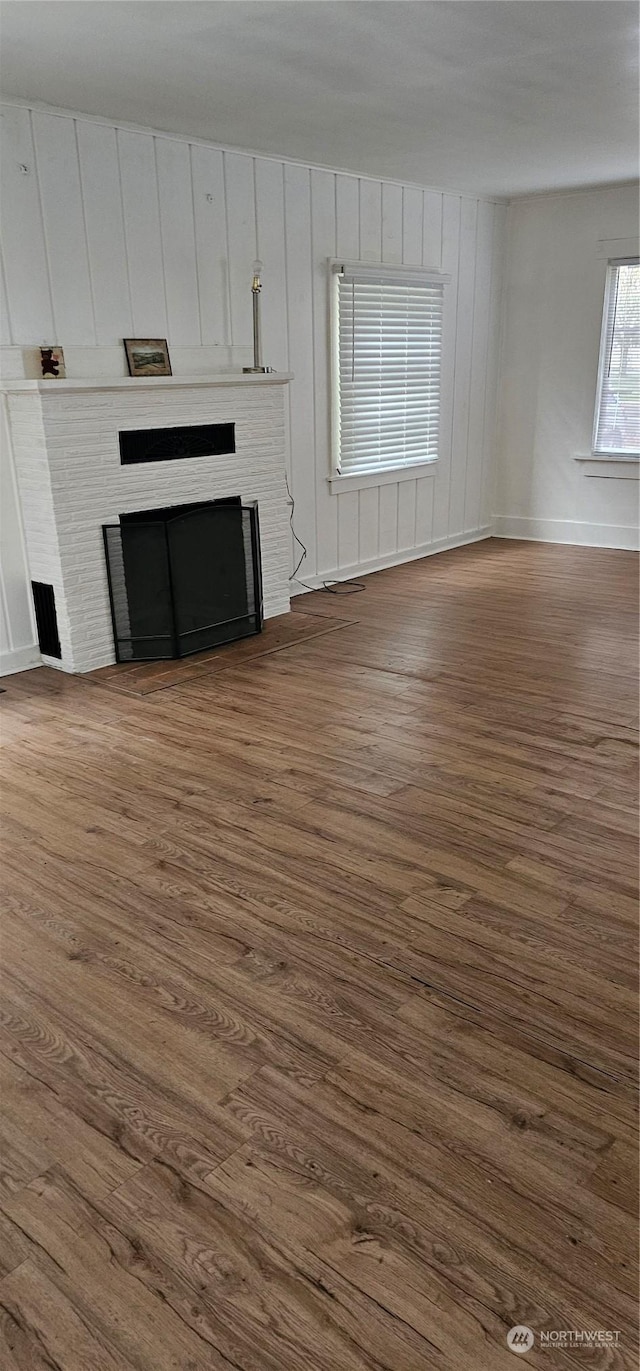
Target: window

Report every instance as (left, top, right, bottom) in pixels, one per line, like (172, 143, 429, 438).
(593, 259, 640, 455)
(331, 262, 447, 483)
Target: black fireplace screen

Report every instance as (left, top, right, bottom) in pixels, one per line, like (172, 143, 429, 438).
(103, 498, 263, 662)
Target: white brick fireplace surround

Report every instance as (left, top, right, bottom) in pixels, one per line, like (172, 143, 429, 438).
(3, 374, 292, 673)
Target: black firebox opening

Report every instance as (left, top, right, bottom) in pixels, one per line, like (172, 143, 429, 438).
(103, 497, 263, 662)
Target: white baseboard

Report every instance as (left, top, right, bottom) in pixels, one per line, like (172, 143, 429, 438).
(0, 644, 42, 677)
(292, 526, 494, 592)
(493, 516, 639, 552)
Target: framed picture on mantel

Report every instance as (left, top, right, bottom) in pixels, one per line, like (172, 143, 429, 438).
(124, 338, 172, 378)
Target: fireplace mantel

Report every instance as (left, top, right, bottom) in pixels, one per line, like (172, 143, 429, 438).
(1, 372, 293, 395)
(5, 372, 292, 673)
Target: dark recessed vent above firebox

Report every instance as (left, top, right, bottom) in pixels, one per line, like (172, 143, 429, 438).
(119, 423, 235, 465)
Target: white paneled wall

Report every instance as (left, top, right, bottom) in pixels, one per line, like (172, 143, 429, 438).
(0, 101, 506, 671)
(0, 399, 39, 675)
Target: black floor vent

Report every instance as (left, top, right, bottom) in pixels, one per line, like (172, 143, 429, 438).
(31, 582, 61, 658)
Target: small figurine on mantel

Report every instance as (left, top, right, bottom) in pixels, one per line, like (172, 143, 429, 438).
(39, 346, 65, 379)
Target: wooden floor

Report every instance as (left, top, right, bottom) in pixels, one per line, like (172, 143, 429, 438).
(0, 538, 638, 1370)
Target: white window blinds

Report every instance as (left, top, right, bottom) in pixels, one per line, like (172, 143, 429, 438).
(594, 259, 640, 455)
(334, 265, 446, 476)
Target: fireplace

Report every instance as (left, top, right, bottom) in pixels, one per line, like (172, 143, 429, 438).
(2, 372, 292, 672)
(103, 498, 263, 661)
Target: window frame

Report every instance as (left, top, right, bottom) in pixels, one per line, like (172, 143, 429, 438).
(328, 259, 449, 493)
(592, 256, 640, 459)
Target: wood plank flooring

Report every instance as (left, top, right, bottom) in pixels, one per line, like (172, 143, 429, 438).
(0, 538, 638, 1370)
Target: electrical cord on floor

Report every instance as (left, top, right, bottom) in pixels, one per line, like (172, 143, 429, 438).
(284, 472, 366, 596)
(294, 576, 367, 594)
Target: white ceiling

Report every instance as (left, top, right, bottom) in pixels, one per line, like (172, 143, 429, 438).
(0, 1, 637, 197)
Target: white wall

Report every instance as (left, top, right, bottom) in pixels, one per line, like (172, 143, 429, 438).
(0, 397, 39, 675)
(0, 101, 505, 672)
(494, 183, 639, 550)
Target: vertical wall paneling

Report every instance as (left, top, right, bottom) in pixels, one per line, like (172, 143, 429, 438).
(335, 175, 361, 568)
(481, 201, 507, 527)
(117, 129, 168, 337)
(190, 144, 230, 346)
(423, 189, 443, 270)
(310, 169, 338, 576)
(254, 156, 296, 560)
(378, 193, 402, 573)
(399, 185, 426, 542)
(358, 488, 380, 564)
(0, 399, 37, 668)
(448, 196, 479, 536)
(375, 172, 400, 627)
(378, 484, 399, 558)
(155, 137, 200, 347)
(223, 152, 257, 347)
(379, 174, 402, 579)
(432, 194, 462, 541)
(254, 158, 288, 372)
(402, 187, 423, 266)
(0, 249, 11, 346)
(31, 112, 95, 344)
(463, 198, 494, 532)
(0, 103, 505, 645)
(284, 162, 316, 576)
(336, 175, 360, 260)
(415, 475, 435, 546)
(382, 182, 403, 264)
(76, 120, 133, 345)
(397, 481, 417, 551)
(358, 179, 382, 261)
(338, 493, 359, 571)
(0, 105, 54, 343)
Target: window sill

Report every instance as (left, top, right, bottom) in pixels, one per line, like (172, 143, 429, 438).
(328, 461, 439, 495)
(574, 454, 640, 479)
